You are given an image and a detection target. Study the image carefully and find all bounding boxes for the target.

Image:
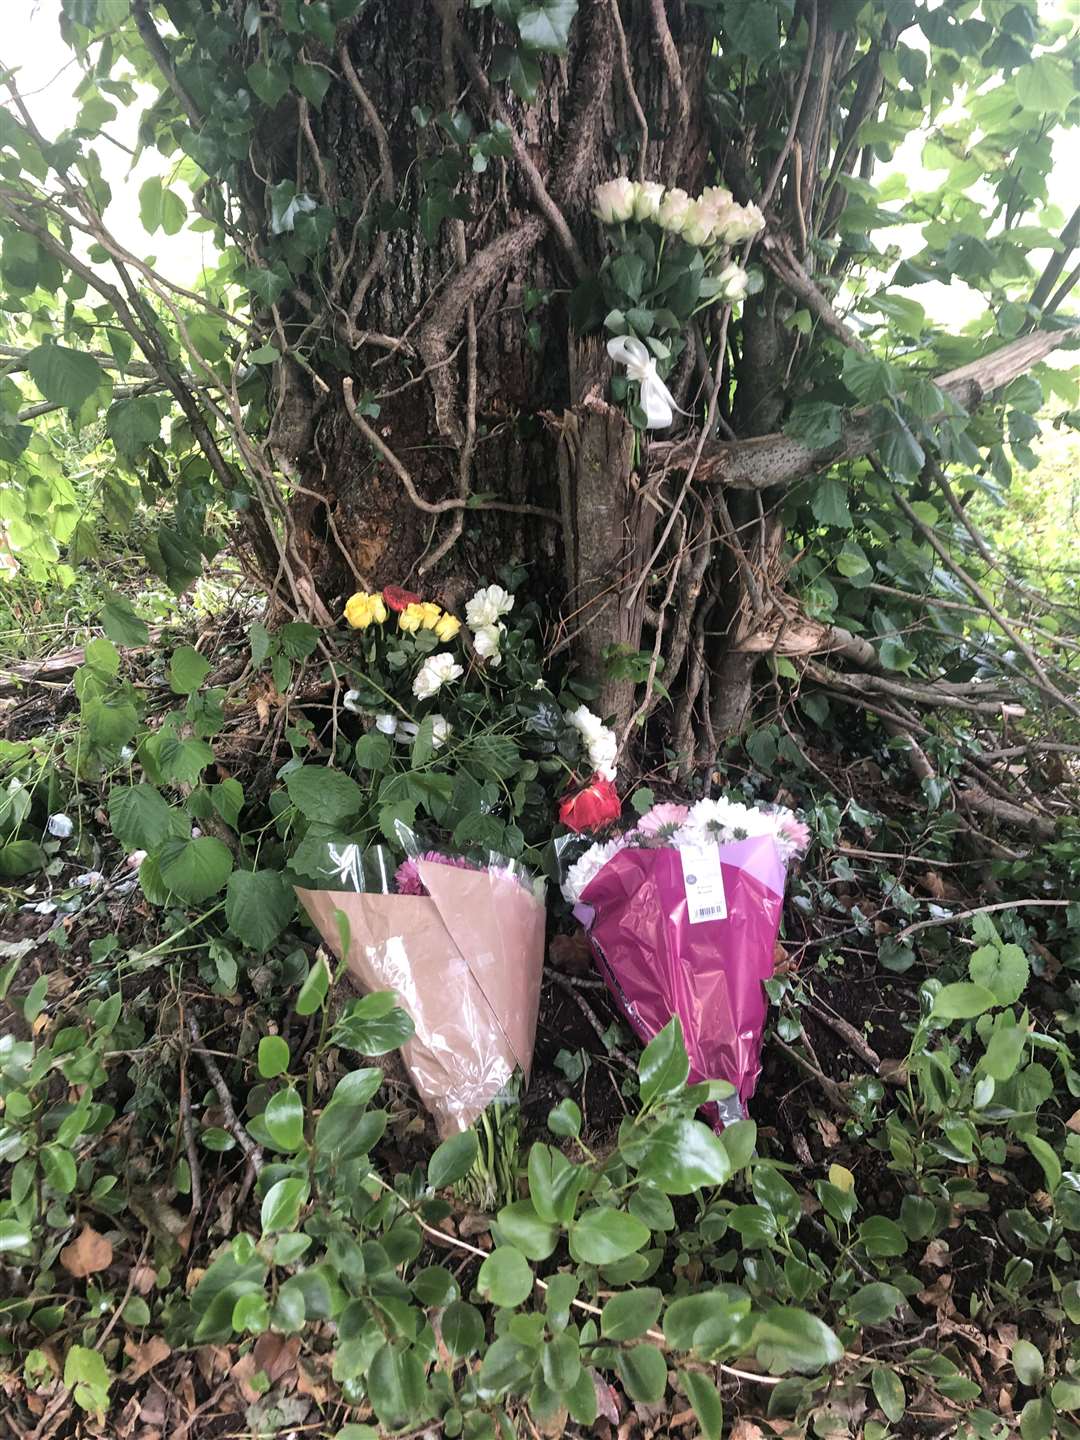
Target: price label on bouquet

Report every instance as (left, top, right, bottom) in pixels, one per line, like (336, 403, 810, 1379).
(679, 839, 727, 924)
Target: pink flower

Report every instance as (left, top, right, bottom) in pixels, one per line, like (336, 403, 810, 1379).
(636, 802, 689, 838)
(394, 850, 478, 896)
(777, 816, 811, 854)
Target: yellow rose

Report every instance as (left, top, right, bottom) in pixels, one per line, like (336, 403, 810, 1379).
(434, 612, 461, 642)
(344, 591, 385, 629)
(398, 602, 426, 633)
(418, 602, 443, 629)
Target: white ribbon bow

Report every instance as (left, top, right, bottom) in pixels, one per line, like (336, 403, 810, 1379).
(606, 335, 687, 430)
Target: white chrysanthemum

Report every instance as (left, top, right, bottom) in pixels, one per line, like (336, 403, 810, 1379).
(567, 704, 618, 782)
(413, 652, 464, 701)
(465, 585, 515, 629)
(562, 835, 629, 904)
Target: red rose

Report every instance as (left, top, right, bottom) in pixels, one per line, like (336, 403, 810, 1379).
(383, 585, 421, 613)
(559, 775, 622, 834)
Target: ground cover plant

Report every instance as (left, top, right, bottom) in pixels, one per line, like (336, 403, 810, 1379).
(1, 0, 1080, 1436)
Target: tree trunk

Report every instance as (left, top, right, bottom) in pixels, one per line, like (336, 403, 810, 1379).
(238, 0, 711, 747)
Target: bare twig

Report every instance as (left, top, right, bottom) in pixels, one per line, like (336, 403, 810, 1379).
(895, 899, 1071, 943)
(547, 969, 635, 1066)
(608, 0, 649, 179)
(186, 1015, 263, 1177)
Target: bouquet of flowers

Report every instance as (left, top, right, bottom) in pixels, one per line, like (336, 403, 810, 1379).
(294, 834, 545, 1140)
(561, 795, 810, 1124)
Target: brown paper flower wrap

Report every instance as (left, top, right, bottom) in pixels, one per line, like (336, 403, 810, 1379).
(295, 859, 545, 1138)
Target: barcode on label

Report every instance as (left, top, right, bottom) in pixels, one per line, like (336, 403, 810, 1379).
(695, 904, 726, 920)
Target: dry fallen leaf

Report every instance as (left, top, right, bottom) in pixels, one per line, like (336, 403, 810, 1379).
(728, 1422, 768, 1440)
(124, 1336, 171, 1383)
(1066, 1108, 1080, 1135)
(921, 1238, 951, 1270)
(59, 1224, 113, 1278)
(919, 870, 946, 899)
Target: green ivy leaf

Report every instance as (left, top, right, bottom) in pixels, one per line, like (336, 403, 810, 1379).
(246, 59, 290, 107)
(517, 0, 578, 53)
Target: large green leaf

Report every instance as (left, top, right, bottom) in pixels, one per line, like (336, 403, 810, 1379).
(969, 942, 1029, 1006)
(286, 765, 365, 822)
(26, 344, 105, 409)
(638, 1016, 689, 1106)
(623, 1118, 732, 1195)
(477, 1246, 533, 1308)
(517, 0, 577, 53)
(226, 869, 294, 953)
(157, 835, 233, 903)
(109, 784, 183, 851)
(568, 1207, 650, 1265)
(753, 1306, 843, 1375)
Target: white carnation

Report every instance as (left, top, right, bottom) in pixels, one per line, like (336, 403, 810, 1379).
(413, 651, 464, 701)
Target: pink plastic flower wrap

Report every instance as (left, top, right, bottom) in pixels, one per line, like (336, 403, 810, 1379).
(562, 796, 809, 1127)
(293, 836, 545, 1137)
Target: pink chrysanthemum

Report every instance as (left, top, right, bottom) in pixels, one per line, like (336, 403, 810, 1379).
(394, 850, 478, 896)
(635, 802, 690, 839)
(777, 816, 811, 855)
